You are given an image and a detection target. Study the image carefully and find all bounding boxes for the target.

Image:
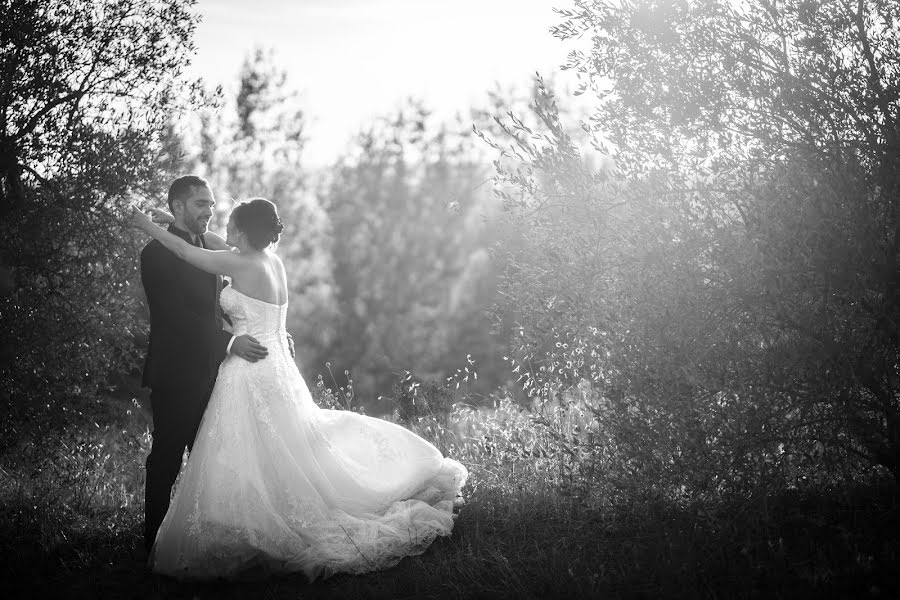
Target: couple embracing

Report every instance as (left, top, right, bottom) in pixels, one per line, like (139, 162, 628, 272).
(134, 175, 466, 581)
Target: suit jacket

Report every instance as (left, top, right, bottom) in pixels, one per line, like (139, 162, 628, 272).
(140, 225, 231, 392)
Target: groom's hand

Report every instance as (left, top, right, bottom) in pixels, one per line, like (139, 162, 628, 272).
(286, 333, 295, 359)
(231, 334, 268, 362)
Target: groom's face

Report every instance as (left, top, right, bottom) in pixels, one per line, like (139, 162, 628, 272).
(175, 185, 215, 235)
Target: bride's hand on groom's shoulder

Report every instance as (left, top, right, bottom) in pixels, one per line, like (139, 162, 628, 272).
(127, 193, 173, 228)
(130, 203, 154, 232)
(146, 206, 175, 225)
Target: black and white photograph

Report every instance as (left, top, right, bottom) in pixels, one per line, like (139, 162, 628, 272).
(1, 0, 899, 598)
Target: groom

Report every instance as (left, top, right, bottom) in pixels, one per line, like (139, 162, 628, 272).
(140, 175, 268, 552)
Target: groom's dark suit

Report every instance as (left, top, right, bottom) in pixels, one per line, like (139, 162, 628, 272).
(140, 225, 231, 551)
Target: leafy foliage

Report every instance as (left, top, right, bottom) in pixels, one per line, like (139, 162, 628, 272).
(0, 0, 204, 433)
(483, 0, 900, 498)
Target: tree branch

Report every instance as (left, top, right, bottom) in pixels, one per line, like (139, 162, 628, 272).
(851, 0, 895, 139)
(13, 91, 86, 141)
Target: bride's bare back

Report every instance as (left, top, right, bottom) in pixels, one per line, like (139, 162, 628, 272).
(230, 251, 288, 306)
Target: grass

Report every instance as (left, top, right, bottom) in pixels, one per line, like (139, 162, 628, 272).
(1, 391, 898, 599)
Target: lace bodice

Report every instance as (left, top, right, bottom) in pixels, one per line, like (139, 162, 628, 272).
(220, 285, 288, 348)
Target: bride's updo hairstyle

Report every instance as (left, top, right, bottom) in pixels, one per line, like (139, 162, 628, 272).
(231, 198, 284, 250)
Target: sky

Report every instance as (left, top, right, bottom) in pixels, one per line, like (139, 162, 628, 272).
(187, 0, 580, 165)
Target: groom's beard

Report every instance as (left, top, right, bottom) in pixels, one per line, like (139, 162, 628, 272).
(187, 216, 210, 235)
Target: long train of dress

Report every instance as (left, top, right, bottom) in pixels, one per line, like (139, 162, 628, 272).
(150, 286, 467, 580)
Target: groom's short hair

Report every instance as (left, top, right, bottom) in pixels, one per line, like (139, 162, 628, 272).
(167, 175, 210, 212)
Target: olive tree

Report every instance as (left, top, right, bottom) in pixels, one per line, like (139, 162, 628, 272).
(0, 0, 204, 434)
(487, 0, 900, 497)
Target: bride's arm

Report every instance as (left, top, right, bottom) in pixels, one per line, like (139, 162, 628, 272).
(145, 206, 230, 251)
(131, 205, 241, 277)
(202, 230, 230, 251)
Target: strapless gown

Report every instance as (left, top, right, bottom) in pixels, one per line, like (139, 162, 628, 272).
(150, 286, 467, 580)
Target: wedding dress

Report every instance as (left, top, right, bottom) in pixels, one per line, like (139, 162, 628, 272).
(150, 286, 467, 580)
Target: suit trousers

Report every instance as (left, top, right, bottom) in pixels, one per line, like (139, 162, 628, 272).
(144, 380, 215, 551)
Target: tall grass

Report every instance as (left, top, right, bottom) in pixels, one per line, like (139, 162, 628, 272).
(1, 383, 898, 599)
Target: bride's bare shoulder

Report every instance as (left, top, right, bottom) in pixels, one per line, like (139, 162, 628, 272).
(268, 252, 288, 295)
(268, 251, 286, 271)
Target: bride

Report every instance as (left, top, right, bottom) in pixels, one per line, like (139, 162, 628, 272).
(130, 198, 467, 581)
